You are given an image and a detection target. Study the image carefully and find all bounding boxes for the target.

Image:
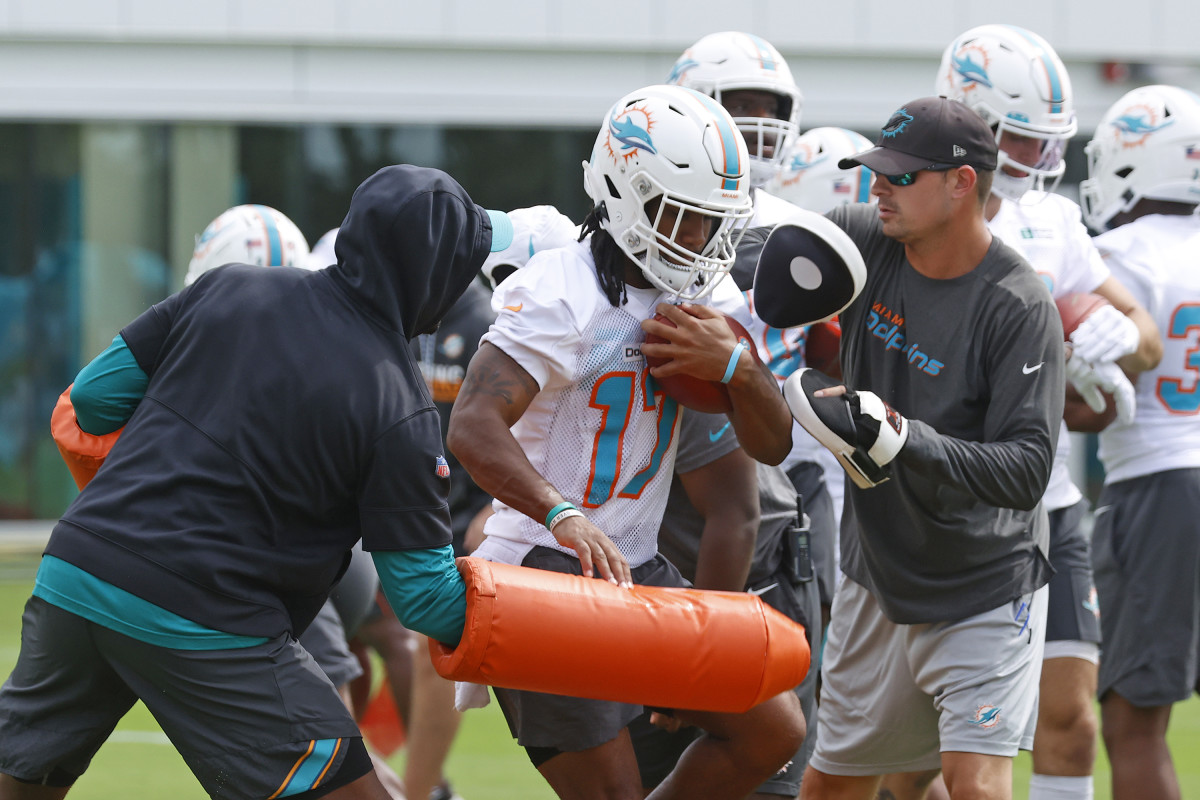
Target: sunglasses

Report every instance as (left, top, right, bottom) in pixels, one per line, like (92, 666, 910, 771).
(882, 163, 959, 187)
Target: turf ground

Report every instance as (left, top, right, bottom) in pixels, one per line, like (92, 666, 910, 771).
(1, 548, 1198, 800)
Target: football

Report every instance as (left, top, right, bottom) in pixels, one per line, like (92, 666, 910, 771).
(805, 319, 842, 379)
(1055, 292, 1111, 341)
(644, 311, 756, 414)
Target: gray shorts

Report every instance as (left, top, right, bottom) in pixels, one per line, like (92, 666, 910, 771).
(0, 597, 366, 799)
(1094, 468, 1200, 707)
(810, 578, 1046, 776)
(630, 557, 822, 796)
(299, 599, 363, 689)
(329, 542, 379, 639)
(1045, 500, 1101, 650)
(493, 548, 687, 752)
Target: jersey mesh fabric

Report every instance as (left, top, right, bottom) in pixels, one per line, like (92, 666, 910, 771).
(481, 243, 682, 568)
(1095, 215, 1200, 482)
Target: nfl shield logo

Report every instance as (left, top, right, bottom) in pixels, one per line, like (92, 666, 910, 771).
(435, 455, 451, 478)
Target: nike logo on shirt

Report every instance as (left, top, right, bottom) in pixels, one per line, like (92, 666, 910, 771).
(709, 422, 732, 442)
(503, 303, 523, 312)
(1022, 362, 1043, 374)
(748, 582, 778, 597)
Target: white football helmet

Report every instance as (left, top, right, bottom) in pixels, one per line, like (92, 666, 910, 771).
(1080, 85, 1200, 231)
(936, 24, 1077, 201)
(582, 84, 754, 301)
(186, 204, 311, 286)
(766, 127, 876, 213)
(667, 31, 802, 188)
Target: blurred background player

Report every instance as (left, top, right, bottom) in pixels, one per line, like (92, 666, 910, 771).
(668, 30, 846, 653)
(875, 26, 1164, 800)
(448, 83, 802, 800)
(765, 125, 877, 628)
(1079, 84, 1200, 800)
(185, 207, 406, 799)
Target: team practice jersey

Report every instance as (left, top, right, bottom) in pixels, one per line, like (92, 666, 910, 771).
(988, 191, 1110, 511)
(476, 240, 685, 569)
(828, 204, 1062, 624)
(1094, 215, 1200, 482)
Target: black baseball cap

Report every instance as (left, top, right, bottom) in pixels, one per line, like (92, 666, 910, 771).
(838, 96, 998, 175)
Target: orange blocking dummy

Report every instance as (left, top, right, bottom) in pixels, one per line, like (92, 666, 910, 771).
(429, 556, 810, 713)
(51, 385, 123, 490)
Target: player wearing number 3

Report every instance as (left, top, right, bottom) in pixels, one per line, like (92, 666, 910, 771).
(446, 84, 799, 800)
(1079, 84, 1200, 800)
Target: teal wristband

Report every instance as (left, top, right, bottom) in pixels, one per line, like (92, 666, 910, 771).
(545, 502, 577, 530)
(720, 341, 750, 384)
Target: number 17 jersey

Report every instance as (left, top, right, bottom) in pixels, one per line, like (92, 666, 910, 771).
(478, 239, 682, 568)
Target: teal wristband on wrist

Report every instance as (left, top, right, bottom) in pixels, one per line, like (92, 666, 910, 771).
(544, 502, 577, 530)
(720, 341, 750, 384)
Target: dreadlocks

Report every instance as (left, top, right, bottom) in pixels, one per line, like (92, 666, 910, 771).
(580, 206, 628, 308)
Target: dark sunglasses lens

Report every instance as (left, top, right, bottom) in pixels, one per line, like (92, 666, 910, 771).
(886, 172, 917, 186)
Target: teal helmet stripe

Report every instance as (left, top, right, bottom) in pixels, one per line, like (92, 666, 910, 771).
(744, 33, 778, 71)
(250, 204, 284, 266)
(691, 91, 744, 191)
(1003, 25, 1065, 114)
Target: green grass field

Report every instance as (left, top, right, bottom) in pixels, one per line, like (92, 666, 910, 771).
(2, 548, 1198, 799)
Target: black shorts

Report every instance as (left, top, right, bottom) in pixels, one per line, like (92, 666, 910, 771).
(493, 548, 687, 753)
(0, 597, 366, 799)
(298, 599, 363, 688)
(1045, 499, 1101, 645)
(629, 552, 822, 796)
(1094, 468, 1200, 706)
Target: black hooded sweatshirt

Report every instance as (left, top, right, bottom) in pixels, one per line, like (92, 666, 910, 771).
(46, 165, 494, 638)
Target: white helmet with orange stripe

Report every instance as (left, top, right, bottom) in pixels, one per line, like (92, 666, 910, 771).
(185, 204, 311, 286)
(582, 84, 754, 301)
(936, 24, 1077, 201)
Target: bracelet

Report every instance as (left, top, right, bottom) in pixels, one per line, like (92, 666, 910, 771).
(720, 341, 750, 384)
(544, 501, 577, 531)
(548, 507, 585, 532)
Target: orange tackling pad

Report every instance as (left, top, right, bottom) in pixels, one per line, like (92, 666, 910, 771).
(51, 384, 123, 490)
(429, 556, 810, 713)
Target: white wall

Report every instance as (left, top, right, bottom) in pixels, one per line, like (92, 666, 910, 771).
(0, 0, 1197, 131)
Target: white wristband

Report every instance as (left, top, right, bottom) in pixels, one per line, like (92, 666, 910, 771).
(548, 507, 585, 532)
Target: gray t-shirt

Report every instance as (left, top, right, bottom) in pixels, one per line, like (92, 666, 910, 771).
(657, 409, 797, 587)
(829, 204, 1062, 624)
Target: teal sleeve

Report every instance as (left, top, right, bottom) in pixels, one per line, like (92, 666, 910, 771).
(372, 546, 466, 647)
(71, 334, 149, 435)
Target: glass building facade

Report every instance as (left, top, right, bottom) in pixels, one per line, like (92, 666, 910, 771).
(0, 121, 595, 519)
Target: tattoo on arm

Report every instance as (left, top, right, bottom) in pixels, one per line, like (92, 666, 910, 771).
(458, 345, 539, 408)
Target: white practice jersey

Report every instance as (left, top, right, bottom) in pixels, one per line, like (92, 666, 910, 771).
(1094, 214, 1200, 483)
(477, 239, 684, 569)
(988, 191, 1110, 510)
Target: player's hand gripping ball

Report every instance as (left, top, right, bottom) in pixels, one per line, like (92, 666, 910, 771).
(1055, 292, 1111, 344)
(643, 309, 756, 414)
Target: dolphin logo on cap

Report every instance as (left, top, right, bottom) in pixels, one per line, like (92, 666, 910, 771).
(881, 108, 914, 139)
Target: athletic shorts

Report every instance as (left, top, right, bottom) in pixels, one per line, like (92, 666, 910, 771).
(493, 548, 687, 753)
(630, 554, 823, 796)
(810, 578, 1046, 776)
(0, 597, 367, 799)
(1044, 499, 1101, 656)
(329, 542, 379, 639)
(1093, 468, 1200, 707)
(786, 460, 838, 608)
(299, 600, 363, 689)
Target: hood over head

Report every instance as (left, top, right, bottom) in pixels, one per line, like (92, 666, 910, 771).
(330, 164, 512, 339)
